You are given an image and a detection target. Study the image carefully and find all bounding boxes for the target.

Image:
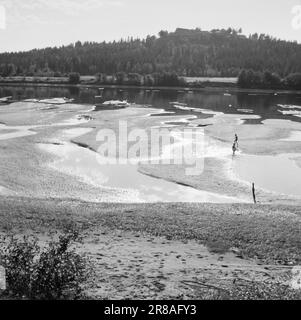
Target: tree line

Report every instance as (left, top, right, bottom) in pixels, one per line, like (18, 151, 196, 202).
(1, 27, 301, 80)
(238, 70, 301, 90)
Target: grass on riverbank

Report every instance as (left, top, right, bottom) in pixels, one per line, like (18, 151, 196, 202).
(0, 197, 300, 266)
(0, 197, 301, 300)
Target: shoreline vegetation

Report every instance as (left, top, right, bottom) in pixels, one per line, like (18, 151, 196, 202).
(1, 75, 301, 95)
(0, 73, 238, 90)
(1, 28, 301, 92)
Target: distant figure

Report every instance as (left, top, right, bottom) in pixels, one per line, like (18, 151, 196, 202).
(234, 134, 239, 148)
(252, 183, 257, 204)
(232, 143, 237, 156)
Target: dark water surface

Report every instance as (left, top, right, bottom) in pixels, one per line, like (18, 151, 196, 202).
(1, 85, 301, 123)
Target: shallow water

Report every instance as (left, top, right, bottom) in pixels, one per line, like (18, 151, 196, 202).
(39, 128, 245, 203)
(233, 153, 301, 196)
(2, 85, 301, 201)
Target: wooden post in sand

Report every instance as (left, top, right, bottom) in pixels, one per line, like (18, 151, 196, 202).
(252, 183, 257, 204)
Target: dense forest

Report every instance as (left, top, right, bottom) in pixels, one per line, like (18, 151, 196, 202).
(1, 28, 301, 79)
(237, 70, 301, 90)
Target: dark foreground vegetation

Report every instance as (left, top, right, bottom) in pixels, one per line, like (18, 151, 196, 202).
(0, 230, 91, 300)
(1, 28, 301, 89)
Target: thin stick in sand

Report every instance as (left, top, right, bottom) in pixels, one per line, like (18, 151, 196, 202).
(252, 183, 257, 204)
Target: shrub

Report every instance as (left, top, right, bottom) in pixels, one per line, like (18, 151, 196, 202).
(0, 230, 91, 300)
(68, 72, 81, 84)
(53, 71, 62, 77)
(285, 73, 301, 90)
(0, 236, 39, 298)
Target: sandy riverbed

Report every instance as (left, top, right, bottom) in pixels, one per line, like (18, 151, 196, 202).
(0, 100, 301, 299)
(1, 101, 301, 203)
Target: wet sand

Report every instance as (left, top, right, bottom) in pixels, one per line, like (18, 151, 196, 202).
(38, 126, 245, 203)
(0, 100, 301, 299)
(1, 101, 301, 203)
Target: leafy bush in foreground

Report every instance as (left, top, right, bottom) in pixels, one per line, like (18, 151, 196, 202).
(0, 230, 90, 300)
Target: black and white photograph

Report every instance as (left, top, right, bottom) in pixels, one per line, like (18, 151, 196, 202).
(0, 0, 301, 304)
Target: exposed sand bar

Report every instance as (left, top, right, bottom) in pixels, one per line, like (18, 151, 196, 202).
(39, 127, 246, 203)
(0, 114, 91, 141)
(0, 124, 36, 140)
(1, 101, 301, 203)
(280, 130, 301, 142)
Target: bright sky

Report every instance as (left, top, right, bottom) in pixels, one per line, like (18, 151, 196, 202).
(0, 0, 301, 53)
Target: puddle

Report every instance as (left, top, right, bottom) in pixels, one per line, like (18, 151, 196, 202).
(39, 128, 245, 203)
(233, 153, 301, 196)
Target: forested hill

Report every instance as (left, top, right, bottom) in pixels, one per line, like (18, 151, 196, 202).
(1, 28, 301, 78)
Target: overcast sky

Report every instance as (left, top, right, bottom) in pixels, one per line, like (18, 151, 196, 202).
(0, 0, 301, 52)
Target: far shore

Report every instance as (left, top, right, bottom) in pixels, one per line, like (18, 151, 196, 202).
(1, 78, 301, 95)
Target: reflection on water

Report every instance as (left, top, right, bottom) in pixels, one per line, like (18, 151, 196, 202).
(234, 153, 301, 196)
(1, 85, 301, 123)
(39, 131, 245, 203)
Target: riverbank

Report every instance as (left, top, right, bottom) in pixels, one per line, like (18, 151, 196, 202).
(0, 197, 301, 299)
(0, 197, 300, 299)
